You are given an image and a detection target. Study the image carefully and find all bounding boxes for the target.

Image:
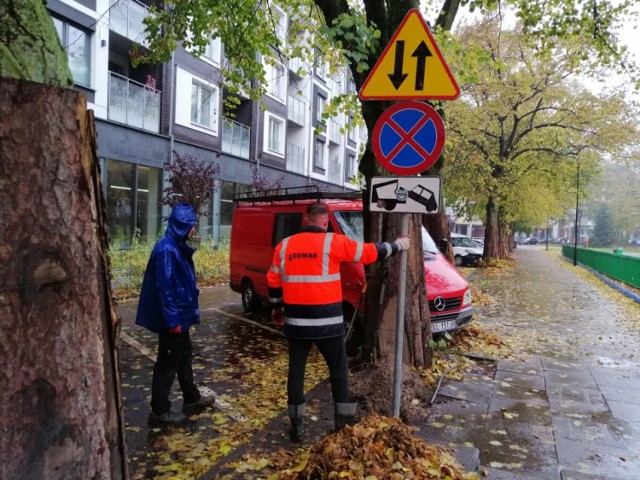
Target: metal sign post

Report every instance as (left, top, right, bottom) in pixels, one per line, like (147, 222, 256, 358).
(360, 7, 459, 419)
(392, 213, 410, 417)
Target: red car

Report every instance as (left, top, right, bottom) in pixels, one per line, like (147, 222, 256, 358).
(422, 227, 474, 334)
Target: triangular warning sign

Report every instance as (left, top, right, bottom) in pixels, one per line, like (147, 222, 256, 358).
(359, 9, 460, 101)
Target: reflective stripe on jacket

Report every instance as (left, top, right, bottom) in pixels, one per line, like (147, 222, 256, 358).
(267, 228, 379, 340)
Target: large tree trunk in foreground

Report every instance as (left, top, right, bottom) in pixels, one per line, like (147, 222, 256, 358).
(0, 79, 127, 480)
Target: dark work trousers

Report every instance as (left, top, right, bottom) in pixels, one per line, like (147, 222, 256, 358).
(287, 336, 349, 406)
(151, 329, 201, 414)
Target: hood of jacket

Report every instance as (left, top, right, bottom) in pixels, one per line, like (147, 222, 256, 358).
(166, 204, 197, 242)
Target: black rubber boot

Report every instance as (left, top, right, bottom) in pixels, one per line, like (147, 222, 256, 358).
(288, 403, 305, 443)
(334, 402, 358, 432)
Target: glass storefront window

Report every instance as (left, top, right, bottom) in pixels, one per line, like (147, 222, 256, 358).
(107, 160, 135, 245)
(137, 166, 162, 241)
(105, 159, 163, 246)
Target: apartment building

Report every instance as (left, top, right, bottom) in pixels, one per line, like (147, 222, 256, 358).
(47, 0, 366, 246)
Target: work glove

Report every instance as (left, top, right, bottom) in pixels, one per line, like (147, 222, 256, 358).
(168, 325, 182, 335)
(395, 236, 410, 251)
(272, 307, 284, 326)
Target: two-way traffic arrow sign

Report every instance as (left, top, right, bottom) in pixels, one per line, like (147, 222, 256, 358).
(359, 9, 459, 101)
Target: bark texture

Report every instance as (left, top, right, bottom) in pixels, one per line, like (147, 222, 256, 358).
(0, 78, 126, 480)
(0, 0, 73, 86)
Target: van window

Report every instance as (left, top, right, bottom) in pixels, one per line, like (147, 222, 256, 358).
(272, 212, 303, 247)
(334, 211, 364, 241)
(452, 236, 476, 248)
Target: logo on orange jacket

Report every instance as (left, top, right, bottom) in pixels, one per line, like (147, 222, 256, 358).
(288, 252, 319, 261)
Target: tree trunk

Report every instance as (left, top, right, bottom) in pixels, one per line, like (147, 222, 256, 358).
(484, 195, 501, 259)
(0, 79, 127, 480)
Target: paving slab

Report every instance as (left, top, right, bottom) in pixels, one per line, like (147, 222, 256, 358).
(436, 379, 494, 406)
(552, 414, 637, 449)
(497, 357, 544, 377)
(555, 435, 640, 480)
(495, 370, 546, 390)
(544, 368, 599, 392)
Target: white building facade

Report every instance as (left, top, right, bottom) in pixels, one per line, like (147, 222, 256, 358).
(47, 0, 367, 246)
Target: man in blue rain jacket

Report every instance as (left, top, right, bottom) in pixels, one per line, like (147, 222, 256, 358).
(136, 203, 214, 424)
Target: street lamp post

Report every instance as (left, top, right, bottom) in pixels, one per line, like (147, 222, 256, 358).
(573, 159, 580, 266)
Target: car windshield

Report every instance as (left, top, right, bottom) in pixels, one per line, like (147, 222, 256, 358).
(453, 236, 476, 248)
(334, 210, 365, 241)
(335, 212, 440, 255)
(421, 227, 438, 254)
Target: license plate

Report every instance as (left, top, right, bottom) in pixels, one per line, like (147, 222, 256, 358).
(432, 320, 456, 333)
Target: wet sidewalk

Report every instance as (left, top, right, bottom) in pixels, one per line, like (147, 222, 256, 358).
(420, 247, 640, 479)
(117, 247, 640, 479)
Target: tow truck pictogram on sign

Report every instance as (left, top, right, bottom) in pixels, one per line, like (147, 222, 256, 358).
(359, 9, 460, 101)
(370, 176, 441, 214)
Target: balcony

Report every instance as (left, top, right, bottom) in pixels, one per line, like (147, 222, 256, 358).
(288, 57, 306, 78)
(110, 0, 150, 44)
(108, 72, 160, 133)
(327, 155, 343, 185)
(329, 120, 342, 144)
(222, 117, 250, 159)
(287, 95, 306, 126)
(286, 143, 306, 175)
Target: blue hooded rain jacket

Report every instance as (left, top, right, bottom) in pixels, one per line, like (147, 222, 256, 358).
(135, 204, 200, 333)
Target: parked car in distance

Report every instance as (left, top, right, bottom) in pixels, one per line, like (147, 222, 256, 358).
(520, 237, 540, 245)
(450, 233, 483, 266)
(471, 237, 484, 248)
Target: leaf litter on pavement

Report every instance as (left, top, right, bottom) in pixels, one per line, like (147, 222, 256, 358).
(126, 253, 637, 479)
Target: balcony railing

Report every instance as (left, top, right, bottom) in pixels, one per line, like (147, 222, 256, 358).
(329, 120, 342, 144)
(287, 95, 306, 126)
(222, 117, 250, 159)
(108, 72, 160, 133)
(327, 155, 343, 185)
(110, 0, 149, 44)
(286, 143, 306, 175)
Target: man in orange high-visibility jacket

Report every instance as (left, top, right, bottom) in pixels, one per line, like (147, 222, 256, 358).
(267, 202, 410, 442)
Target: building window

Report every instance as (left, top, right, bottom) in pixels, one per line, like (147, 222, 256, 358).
(264, 112, 285, 156)
(203, 37, 221, 65)
(347, 115, 356, 141)
(191, 81, 218, 130)
(52, 16, 91, 87)
(266, 62, 287, 102)
(314, 49, 327, 79)
(271, 3, 287, 48)
(104, 159, 162, 245)
(313, 138, 325, 172)
(345, 153, 356, 182)
(315, 93, 326, 125)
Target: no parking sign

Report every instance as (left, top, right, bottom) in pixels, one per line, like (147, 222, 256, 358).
(372, 101, 445, 175)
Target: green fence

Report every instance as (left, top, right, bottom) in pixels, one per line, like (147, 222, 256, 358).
(562, 246, 640, 288)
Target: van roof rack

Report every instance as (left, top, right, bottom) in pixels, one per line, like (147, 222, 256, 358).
(233, 185, 361, 205)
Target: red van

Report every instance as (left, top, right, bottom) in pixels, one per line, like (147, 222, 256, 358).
(229, 186, 473, 334)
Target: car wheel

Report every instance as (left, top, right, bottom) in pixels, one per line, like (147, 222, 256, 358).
(241, 279, 262, 313)
(454, 254, 463, 266)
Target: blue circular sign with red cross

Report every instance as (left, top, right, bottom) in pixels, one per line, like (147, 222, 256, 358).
(372, 100, 445, 175)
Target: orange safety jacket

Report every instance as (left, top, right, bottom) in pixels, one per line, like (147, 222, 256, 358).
(267, 226, 382, 340)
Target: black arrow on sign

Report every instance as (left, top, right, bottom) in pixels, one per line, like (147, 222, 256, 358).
(388, 40, 408, 90)
(412, 41, 432, 91)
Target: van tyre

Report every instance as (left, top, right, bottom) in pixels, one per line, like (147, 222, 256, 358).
(454, 255, 463, 266)
(241, 279, 262, 313)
